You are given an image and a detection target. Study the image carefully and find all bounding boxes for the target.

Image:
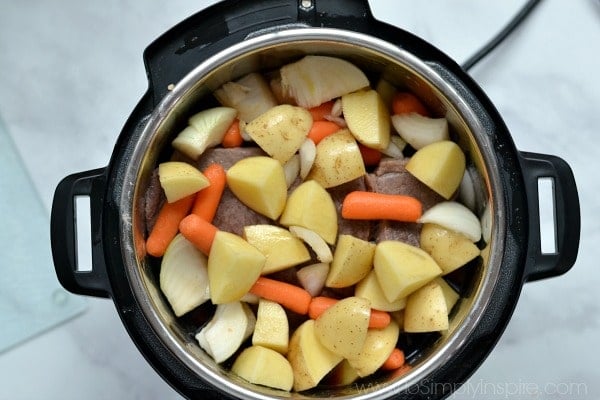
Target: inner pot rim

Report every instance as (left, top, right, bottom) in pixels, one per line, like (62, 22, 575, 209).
(119, 27, 505, 399)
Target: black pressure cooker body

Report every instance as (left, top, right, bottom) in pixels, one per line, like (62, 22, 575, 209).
(50, 1, 580, 399)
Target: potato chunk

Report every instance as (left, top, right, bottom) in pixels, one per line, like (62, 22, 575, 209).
(342, 89, 391, 150)
(226, 156, 287, 219)
(373, 241, 442, 302)
(232, 345, 294, 391)
(326, 234, 375, 288)
(405, 140, 465, 199)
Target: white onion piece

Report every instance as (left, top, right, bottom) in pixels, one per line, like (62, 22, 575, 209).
(299, 139, 316, 179)
(480, 202, 492, 244)
(288, 226, 333, 263)
(296, 263, 330, 297)
(418, 201, 482, 242)
(380, 138, 404, 158)
(330, 98, 343, 117)
(283, 154, 300, 187)
(458, 171, 476, 211)
(240, 292, 260, 304)
(238, 120, 253, 142)
(323, 114, 347, 128)
(391, 113, 449, 150)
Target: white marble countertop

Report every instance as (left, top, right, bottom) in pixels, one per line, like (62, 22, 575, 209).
(0, 1, 598, 399)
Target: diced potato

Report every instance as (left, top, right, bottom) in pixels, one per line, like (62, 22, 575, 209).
(280, 55, 369, 109)
(252, 299, 289, 354)
(287, 320, 343, 392)
(226, 156, 287, 219)
(433, 277, 460, 313)
(306, 129, 366, 189)
(405, 140, 466, 199)
(326, 234, 375, 288)
(420, 223, 480, 275)
(214, 73, 278, 123)
(279, 180, 337, 244)
(346, 320, 400, 377)
(374, 241, 442, 302)
(158, 161, 209, 203)
(403, 281, 449, 332)
(355, 271, 406, 312)
(375, 78, 397, 111)
(342, 89, 391, 150)
(324, 359, 360, 386)
(314, 297, 371, 359)
(207, 231, 265, 304)
(244, 225, 310, 274)
(171, 107, 238, 160)
(245, 104, 312, 163)
(232, 345, 294, 391)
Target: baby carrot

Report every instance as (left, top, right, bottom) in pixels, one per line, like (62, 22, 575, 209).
(307, 120, 342, 144)
(308, 100, 334, 121)
(390, 363, 412, 378)
(191, 163, 226, 222)
(221, 119, 243, 148)
(342, 191, 422, 222)
(308, 296, 391, 329)
(381, 348, 405, 371)
(178, 214, 218, 255)
(249, 277, 312, 315)
(146, 194, 195, 257)
(358, 143, 382, 166)
(392, 92, 429, 116)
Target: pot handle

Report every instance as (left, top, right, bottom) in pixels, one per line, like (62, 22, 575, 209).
(51, 167, 111, 298)
(519, 152, 580, 282)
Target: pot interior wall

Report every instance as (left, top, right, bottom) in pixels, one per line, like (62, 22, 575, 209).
(130, 32, 495, 399)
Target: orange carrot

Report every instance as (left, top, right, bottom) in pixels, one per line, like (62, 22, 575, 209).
(308, 100, 334, 121)
(191, 163, 226, 222)
(249, 277, 312, 315)
(358, 144, 382, 166)
(381, 348, 405, 371)
(390, 363, 412, 378)
(178, 214, 218, 255)
(342, 191, 422, 222)
(308, 296, 391, 329)
(221, 119, 243, 148)
(392, 92, 429, 116)
(146, 194, 195, 257)
(307, 120, 341, 144)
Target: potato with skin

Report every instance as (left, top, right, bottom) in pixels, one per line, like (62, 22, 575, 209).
(355, 271, 406, 312)
(245, 104, 312, 163)
(207, 231, 265, 304)
(314, 296, 371, 359)
(287, 320, 344, 392)
(306, 130, 366, 189)
(433, 277, 460, 313)
(326, 234, 376, 288)
(374, 241, 442, 302)
(405, 140, 466, 199)
(420, 223, 480, 275)
(226, 156, 287, 220)
(252, 299, 289, 354)
(342, 89, 391, 150)
(347, 320, 400, 377)
(279, 180, 338, 244)
(244, 225, 310, 274)
(158, 161, 209, 203)
(404, 281, 449, 332)
(232, 345, 294, 391)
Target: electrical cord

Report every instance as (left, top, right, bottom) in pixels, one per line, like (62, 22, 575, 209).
(462, 0, 543, 71)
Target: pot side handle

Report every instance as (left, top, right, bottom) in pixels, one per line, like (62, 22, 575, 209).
(51, 168, 111, 298)
(519, 152, 580, 282)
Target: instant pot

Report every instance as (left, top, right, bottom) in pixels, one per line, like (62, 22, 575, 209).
(50, 1, 580, 399)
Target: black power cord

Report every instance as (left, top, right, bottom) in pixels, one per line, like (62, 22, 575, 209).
(462, 0, 543, 71)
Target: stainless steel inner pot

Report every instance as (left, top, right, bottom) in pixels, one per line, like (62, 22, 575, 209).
(120, 28, 502, 399)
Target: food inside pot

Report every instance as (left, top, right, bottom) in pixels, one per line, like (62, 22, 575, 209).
(143, 55, 484, 393)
